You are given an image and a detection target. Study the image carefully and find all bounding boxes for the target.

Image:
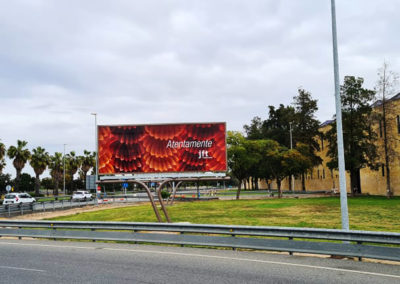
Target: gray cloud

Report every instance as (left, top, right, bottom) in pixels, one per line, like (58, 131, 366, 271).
(0, 0, 399, 177)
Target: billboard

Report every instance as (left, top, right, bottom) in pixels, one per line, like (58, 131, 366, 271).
(98, 122, 226, 175)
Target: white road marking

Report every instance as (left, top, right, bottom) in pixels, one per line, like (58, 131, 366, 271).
(0, 265, 45, 272)
(0, 241, 399, 279)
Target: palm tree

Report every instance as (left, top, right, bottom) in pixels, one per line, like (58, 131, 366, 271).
(0, 139, 5, 160)
(0, 159, 5, 174)
(30, 147, 50, 195)
(7, 140, 31, 191)
(80, 150, 95, 188)
(49, 152, 63, 196)
(0, 139, 6, 174)
(66, 151, 81, 194)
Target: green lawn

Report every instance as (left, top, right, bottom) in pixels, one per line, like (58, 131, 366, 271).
(49, 196, 400, 232)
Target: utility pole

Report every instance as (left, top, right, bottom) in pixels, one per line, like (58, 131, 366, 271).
(330, 0, 349, 231)
(91, 113, 98, 192)
(63, 144, 66, 195)
(289, 122, 295, 192)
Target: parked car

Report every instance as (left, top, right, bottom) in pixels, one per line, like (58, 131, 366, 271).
(3, 192, 36, 205)
(71, 191, 93, 201)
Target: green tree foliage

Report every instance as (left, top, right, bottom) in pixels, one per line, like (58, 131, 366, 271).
(66, 151, 81, 194)
(7, 140, 31, 192)
(262, 104, 296, 147)
(0, 139, 5, 174)
(326, 76, 378, 195)
(227, 131, 254, 199)
(0, 173, 12, 194)
(260, 141, 309, 198)
(18, 173, 35, 193)
(292, 89, 322, 190)
(80, 150, 95, 188)
(243, 116, 263, 140)
(30, 147, 50, 195)
(49, 152, 64, 196)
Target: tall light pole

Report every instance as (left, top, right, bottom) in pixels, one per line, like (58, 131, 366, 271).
(289, 122, 294, 192)
(91, 113, 98, 191)
(330, 0, 349, 231)
(63, 144, 66, 195)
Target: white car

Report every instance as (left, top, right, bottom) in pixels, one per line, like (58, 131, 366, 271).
(3, 193, 36, 205)
(71, 191, 93, 201)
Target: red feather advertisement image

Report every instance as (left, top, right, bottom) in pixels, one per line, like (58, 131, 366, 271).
(98, 123, 226, 174)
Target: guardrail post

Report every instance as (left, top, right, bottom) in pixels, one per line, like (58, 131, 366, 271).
(180, 232, 184, 247)
(61, 200, 64, 209)
(91, 228, 96, 242)
(42, 202, 45, 212)
(357, 241, 362, 261)
(18, 226, 22, 240)
(289, 237, 293, 255)
(231, 229, 236, 251)
(132, 229, 137, 244)
(52, 224, 57, 241)
(8, 205, 10, 217)
(20, 204, 23, 215)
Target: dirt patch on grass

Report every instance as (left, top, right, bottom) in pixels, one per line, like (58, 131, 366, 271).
(2, 202, 148, 220)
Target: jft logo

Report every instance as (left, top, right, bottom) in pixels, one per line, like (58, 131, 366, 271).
(198, 150, 212, 159)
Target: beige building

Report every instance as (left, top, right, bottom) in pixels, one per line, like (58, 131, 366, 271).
(260, 94, 400, 196)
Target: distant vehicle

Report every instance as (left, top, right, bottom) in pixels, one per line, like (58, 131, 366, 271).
(71, 191, 93, 202)
(3, 193, 36, 205)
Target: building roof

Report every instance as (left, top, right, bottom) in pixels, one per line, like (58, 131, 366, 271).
(320, 92, 400, 128)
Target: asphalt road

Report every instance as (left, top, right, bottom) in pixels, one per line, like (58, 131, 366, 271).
(0, 239, 399, 283)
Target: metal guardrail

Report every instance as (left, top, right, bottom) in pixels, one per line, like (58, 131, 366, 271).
(0, 199, 98, 217)
(0, 220, 399, 262)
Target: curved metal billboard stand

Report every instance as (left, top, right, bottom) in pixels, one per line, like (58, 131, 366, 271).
(99, 176, 229, 223)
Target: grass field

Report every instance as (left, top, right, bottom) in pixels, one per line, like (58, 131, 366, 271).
(49, 196, 400, 232)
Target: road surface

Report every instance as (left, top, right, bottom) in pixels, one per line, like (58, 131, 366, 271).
(0, 239, 399, 283)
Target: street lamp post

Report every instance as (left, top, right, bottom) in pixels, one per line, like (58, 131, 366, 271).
(63, 144, 66, 195)
(289, 122, 294, 192)
(91, 113, 98, 192)
(330, 0, 349, 231)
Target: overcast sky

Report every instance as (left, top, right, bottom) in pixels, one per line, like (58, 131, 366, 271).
(1, 0, 399, 177)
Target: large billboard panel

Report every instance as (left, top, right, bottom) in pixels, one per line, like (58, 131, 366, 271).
(98, 122, 226, 175)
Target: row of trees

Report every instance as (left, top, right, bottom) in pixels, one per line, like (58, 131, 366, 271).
(228, 63, 398, 198)
(0, 140, 96, 196)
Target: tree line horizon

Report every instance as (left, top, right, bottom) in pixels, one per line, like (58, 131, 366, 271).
(228, 63, 398, 199)
(0, 63, 397, 198)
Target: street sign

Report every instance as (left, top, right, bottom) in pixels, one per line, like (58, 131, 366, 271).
(6, 185, 11, 192)
(122, 182, 128, 188)
(86, 175, 96, 190)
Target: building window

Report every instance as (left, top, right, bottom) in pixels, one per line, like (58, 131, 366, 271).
(317, 169, 320, 179)
(397, 116, 400, 134)
(323, 169, 325, 179)
(379, 119, 383, 137)
(382, 164, 385, 177)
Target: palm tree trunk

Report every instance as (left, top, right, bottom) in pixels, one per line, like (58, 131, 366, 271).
(35, 174, 41, 195)
(15, 169, 22, 192)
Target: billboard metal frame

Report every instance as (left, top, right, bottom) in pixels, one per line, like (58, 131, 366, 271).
(97, 122, 227, 176)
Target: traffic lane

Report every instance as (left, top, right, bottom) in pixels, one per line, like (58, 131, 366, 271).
(0, 239, 399, 284)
